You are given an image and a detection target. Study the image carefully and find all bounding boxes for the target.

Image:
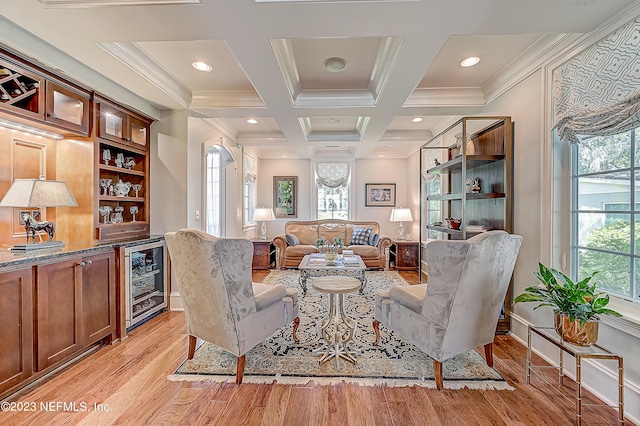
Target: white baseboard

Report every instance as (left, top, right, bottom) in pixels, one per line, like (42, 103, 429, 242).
(169, 292, 183, 311)
(510, 314, 640, 425)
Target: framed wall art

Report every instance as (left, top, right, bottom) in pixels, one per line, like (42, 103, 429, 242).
(365, 183, 396, 207)
(273, 176, 298, 218)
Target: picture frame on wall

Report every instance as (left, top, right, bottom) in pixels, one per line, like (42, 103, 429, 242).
(365, 183, 396, 207)
(274, 176, 298, 218)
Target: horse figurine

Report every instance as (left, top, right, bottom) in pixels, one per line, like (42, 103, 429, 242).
(22, 212, 55, 244)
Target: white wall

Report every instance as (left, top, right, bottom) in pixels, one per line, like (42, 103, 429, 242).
(256, 158, 418, 239)
(353, 158, 417, 238)
(150, 109, 189, 235)
(258, 159, 312, 238)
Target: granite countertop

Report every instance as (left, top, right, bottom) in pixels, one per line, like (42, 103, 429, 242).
(0, 235, 165, 270)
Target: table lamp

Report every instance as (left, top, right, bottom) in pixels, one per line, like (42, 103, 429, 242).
(0, 176, 78, 251)
(253, 207, 275, 241)
(390, 207, 413, 240)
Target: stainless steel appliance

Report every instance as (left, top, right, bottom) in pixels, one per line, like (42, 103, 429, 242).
(125, 240, 167, 330)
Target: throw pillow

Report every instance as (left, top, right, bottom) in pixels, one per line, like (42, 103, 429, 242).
(285, 233, 300, 246)
(350, 227, 372, 245)
(368, 232, 380, 247)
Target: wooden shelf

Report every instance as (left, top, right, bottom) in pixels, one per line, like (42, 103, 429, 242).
(427, 192, 506, 201)
(427, 154, 505, 174)
(98, 164, 145, 176)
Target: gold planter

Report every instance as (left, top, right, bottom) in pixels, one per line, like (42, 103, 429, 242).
(554, 313, 599, 347)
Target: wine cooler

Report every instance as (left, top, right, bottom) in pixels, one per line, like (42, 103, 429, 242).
(124, 240, 167, 330)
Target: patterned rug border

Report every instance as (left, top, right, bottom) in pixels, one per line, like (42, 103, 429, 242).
(167, 374, 514, 390)
(169, 270, 514, 391)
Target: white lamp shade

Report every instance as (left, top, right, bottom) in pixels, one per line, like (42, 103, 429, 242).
(390, 207, 413, 222)
(253, 207, 275, 222)
(0, 178, 78, 207)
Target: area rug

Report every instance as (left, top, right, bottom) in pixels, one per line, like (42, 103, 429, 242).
(168, 270, 513, 390)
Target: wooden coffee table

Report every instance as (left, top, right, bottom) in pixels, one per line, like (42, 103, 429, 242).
(298, 254, 367, 296)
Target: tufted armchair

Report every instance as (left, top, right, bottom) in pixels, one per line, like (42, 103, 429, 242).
(165, 229, 300, 384)
(373, 230, 522, 390)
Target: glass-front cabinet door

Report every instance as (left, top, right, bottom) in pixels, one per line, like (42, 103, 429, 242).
(97, 101, 128, 144)
(45, 81, 90, 135)
(129, 116, 148, 148)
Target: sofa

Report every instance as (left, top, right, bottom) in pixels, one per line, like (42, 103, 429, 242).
(273, 219, 392, 269)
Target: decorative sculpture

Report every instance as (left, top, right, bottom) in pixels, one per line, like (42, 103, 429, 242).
(22, 212, 55, 243)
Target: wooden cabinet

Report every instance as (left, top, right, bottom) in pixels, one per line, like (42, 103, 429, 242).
(35, 250, 116, 371)
(0, 52, 91, 137)
(251, 239, 275, 270)
(96, 99, 150, 149)
(389, 240, 419, 271)
(420, 116, 513, 332)
(45, 80, 91, 135)
(81, 251, 116, 344)
(95, 96, 152, 241)
(35, 257, 83, 371)
(0, 57, 44, 121)
(0, 268, 33, 395)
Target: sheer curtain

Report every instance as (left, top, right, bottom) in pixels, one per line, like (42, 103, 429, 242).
(553, 16, 640, 144)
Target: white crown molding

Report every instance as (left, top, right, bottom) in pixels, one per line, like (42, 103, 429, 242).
(404, 87, 485, 108)
(270, 38, 301, 104)
(312, 147, 354, 158)
(369, 36, 404, 102)
(307, 131, 361, 142)
(201, 118, 237, 141)
(380, 129, 432, 141)
(236, 131, 288, 144)
(298, 117, 312, 138)
(39, 0, 200, 7)
(482, 33, 581, 105)
(190, 90, 266, 109)
(97, 41, 192, 108)
(295, 89, 375, 108)
(355, 115, 370, 135)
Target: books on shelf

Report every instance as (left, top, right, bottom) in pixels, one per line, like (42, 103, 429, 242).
(466, 225, 488, 232)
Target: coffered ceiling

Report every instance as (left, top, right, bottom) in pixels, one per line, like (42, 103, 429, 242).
(0, 0, 636, 159)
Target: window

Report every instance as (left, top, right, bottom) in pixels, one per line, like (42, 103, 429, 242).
(204, 144, 234, 237)
(572, 129, 640, 303)
(315, 162, 350, 220)
(243, 151, 257, 226)
(205, 148, 222, 236)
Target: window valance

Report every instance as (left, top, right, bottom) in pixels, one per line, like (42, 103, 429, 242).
(315, 162, 350, 188)
(553, 16, 640, 144)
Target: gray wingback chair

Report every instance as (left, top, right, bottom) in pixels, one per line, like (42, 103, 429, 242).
(373, 230, 522, 390)
(165, 229, 300, 384)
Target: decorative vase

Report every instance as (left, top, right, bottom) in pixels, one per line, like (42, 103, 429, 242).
(554, 313, 599, 347)
(324, 252, 338, 265)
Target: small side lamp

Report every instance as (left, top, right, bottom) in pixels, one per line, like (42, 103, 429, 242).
(253, 207, 275, 241)
(390, 207, 413, 240)
(0, 176, 78, 251)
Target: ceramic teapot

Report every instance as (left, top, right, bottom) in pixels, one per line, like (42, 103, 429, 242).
(114, 179, 132, 197)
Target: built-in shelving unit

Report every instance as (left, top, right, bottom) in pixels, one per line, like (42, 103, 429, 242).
(94, 96, 152, 242)
(420, 116, 513, 332)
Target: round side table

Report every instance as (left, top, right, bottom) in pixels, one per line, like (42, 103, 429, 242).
(311, 276, 361, 366)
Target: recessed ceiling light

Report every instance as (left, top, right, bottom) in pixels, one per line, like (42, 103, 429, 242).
(192, 61, 212, 72)
(246, 119, 258, 124)
(412, 117, 423, 123)
(323, 57, 347, 72)
(460, 56, 480, 67)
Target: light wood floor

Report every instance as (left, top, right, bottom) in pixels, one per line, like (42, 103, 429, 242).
(2, 271, 631, 425)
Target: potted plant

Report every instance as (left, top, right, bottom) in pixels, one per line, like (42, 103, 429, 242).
(514, 262, 622, 346)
